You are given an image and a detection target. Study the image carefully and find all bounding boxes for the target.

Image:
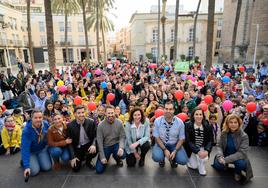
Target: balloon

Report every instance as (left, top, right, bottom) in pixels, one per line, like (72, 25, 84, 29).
(160, 75, 165, 79)
(225, 72, 231, 77)
(150, 63, 157, 69)
(197, 80, 204, 87)
(107, 93, 115, 102)
(222, 100, 233, 112)
(261, 118, 268, 126)
(204, 95, 213, 104)
(199, 103, 208, 112)
(0, 104, 6, 112)
(74, 96, 82, 105)
(246, 102, 257, 113)
(216, 89, 224, 97)
(86, 72, 92, 78)
(174, 90, 184, 100)
(124, 84, 133, 91)
(57, 80, 64, 87)
(95, 69, 102, 75)
(101, 82, 107, 89)
(88, 102, 97, 111)
(181, 74, 187, 81)
(190, 76, 196, 82)
(155, 109, 164, 118)
(107, 64, 113, 69)
(164, 66, 169, 71)
(221, 76, 231, 84)
(239, 66, 245, 72)
(176, 113, 188, 122)
(59, 85, 67, 93)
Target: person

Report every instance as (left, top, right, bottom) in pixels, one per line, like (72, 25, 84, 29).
(47, 113, 71, 170)
(152, 101, 188, 168)
(96, 105, 126, 174)
(125, 107, 150, 167)
(0, 116, 21, 155)
(21, 109, 52, 177)
(184, 107, 214, 176)
(67, 105, 97, 172)
(212, 114, 253, 182)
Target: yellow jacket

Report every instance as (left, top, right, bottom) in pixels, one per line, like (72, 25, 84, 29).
(13, 115, 24, 128)
(1, 125, 22, 149)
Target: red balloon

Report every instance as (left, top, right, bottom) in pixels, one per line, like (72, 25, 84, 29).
(225, 72, 231, 77)
(261, 118, 268, 126)
(174, 90, 184, 100)
(124, 84, 133, 91)
(246, 102, 257, 113)
(199, 103, 208, 112)
(107, 93, 115, 102)
(155, 109, 164, 118)
(204, 95, 213, 104)
(74, 96, 82, 105)
(197, 81, 204, 87)
(88, 102, 97, 111)
(0, 104, 6, 112)
(239, 66, 245, 72)
(176, 113, 188, 122)
(216, 89, 224, 97)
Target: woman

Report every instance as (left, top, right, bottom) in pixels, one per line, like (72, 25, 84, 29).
(43, 100, 55, 123)
(212, 114, 253, 182)
(185, 107, 213, 176)
(181, 92, 196, 114)
(0, 116, 21, 155)
(47, 113, 72, 170)
(125, 107, 150, 167)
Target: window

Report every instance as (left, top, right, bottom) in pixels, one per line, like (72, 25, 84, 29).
(79, 35, 85, 45)
(188, 46, 193, 58)
(152, 29, 158, 43)
(151, 47, 157, 58)
(67, 21, 71, 32)
(78, 22, 83, 32)
(188, 28, 194, 42)
(216, 30, 221, 38)
(0, 14, 4, 23)
(40, 35, 47, 46)
(171, 29, 174, 42)
(218, 19, 223, 27)
(216, 41, 221, 50)
(59, 22, 64, 32)
(39, 21, 45, 32)
(9, 17, 17, 30)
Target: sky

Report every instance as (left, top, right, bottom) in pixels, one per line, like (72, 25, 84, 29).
(111, 0, 199, 31)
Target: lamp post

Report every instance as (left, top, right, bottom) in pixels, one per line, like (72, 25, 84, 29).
(253, 24, 259, 69)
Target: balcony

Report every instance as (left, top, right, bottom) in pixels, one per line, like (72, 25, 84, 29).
(60, 41, 72, 46)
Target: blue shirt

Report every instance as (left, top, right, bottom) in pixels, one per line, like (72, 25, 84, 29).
(153, 116, 185, 145)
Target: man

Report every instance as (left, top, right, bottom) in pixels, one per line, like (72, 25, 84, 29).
(21, 109, 51, 177)
(152, 101, 188, 168)
(96, 105, 126, 174)
(67, 105, 97, 172)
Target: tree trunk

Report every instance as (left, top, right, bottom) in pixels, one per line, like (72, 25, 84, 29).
(81, 0, 90, 64)
(101, 22, 107, 63)
(64, 1, 70, 64)
(27, 0, 35, 73)
(173, 0, 180, 61)
(193, 0, 201, 60)
(205, 0, 215, 72)
(161, 0, 167, 58)
(157, 0, 160, 64)
(96, 0, 100, 63)
(230, 0, 242, 65)
(44, 0, 56, 72)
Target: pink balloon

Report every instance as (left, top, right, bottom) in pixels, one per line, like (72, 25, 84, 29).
(95, 69, 102, 75)
(222, 100, 233, 112)
(59, 85, 67, 93)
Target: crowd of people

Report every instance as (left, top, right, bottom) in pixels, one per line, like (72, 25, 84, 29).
(0, 59, 268, 183)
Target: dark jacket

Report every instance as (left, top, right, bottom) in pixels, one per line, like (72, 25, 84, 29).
(184, 121, 214, 157)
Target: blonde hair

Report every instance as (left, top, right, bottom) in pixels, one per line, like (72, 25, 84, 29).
(222, 114, 243, 132)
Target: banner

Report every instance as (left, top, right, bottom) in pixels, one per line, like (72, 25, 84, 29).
(174, 61, 190, 72)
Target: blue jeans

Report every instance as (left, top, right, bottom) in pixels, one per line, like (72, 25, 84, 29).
(30, 147, 52, 176)
(152, 144, 188, 165)
(48, 146, 70, 163)
(212, 157, 247, 174)
(96, 143, 126, 174)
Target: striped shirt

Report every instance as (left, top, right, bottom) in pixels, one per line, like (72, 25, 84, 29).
(194, 124, 204, 148)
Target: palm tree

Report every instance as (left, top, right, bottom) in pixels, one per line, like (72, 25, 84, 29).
(26, 0, 35, 72)
(44, 0, 56, 71)
(173, 0, 179, 61)
(205, 0, 215, 72)
(52, 0, 80, 64)
(230, 0, 242, 65)
(193, 0, 202, 60)
(161, 0, 167, 58)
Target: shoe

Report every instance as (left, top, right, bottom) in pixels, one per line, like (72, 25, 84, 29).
(116, 159, 124, 167)
(197, 158, 206, 176)
(159, 161, 165, 168)
(170, 160, 178, 168)
(234, 173, 242, 182)
(86, 162, 95, 170)
(138, 160, 145, 167)
(187, 162, 197, 169)
(53, 162, 61, 170)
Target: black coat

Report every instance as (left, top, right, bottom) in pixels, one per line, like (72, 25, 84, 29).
(184, 121, 214, 157)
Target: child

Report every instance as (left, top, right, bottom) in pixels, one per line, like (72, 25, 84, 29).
(13, 108, 24, 128)
(209, 114, 221, 146)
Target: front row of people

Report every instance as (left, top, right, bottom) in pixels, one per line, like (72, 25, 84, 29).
(16, 102, 252, 182)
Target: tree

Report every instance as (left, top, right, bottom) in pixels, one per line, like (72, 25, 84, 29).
(26, 0, 35, 73)
(230, 0, 242, 65)
(44, 0, 56, 71)
(161, 0, 167, 57)
(173, 0, 180, 61)
(205, 0, 215, 72)
(193, 0, 201, 60)
(52, 0, 80, 64)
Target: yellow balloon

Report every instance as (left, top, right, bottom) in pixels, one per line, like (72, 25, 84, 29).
(57, 80, 64, 87)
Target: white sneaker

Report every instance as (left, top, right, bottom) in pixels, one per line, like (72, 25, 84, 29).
(197, 158, 207, 176)
(187, 162, 197, 169)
